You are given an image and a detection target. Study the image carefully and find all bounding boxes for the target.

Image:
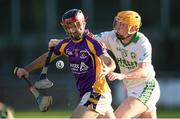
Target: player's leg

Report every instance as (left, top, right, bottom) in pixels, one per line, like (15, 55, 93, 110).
(138, 81, 160, 118)
(71, 103, 115, 119)
(70, 105, 99, 118)
(115, 79, 160, 118)
(71, 91, 115, 118)
(97, 110, 116, 119)
(138, 79, 160, 119)
(115, 96, 148, 118)
(70, 91, 99, 118)
(95, 92, 116, 119)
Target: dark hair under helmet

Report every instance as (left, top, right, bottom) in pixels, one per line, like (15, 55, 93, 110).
(61, 9, 86, 40)
(62, 9, 85, 24)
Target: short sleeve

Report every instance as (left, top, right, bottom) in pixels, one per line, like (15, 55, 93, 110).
(138, 40, 152, 63)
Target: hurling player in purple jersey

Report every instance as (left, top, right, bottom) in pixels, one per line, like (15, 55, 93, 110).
(15, 9, 116, 118)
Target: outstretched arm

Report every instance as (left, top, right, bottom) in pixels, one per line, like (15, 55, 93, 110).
(108, 62, 151, 81)
(24, 52, 49, 72)
(122, 62, 150, 80)
(15, 52, 48, 79)
(16, 52, 58, 79)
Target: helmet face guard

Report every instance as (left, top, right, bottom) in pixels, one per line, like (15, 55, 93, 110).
(61, 9, 86, 40)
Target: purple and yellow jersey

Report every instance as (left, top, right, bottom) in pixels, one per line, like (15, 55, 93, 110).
(53, 30, 111, 97)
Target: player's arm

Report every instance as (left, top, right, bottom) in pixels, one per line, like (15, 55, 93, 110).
(99, 52, 116, 78)
(108, 62, 150, 80)
(16, 52, 48, 79)
(94, 32, 111, 50)
(16, 38, 62, 79)
(48, 39, 60, 49)
(24, 51, 59, 72)
(24, 52, 49, 72)
(16, 52, 58, 79)
(123, 40, 153, 80)
(123, 62, 150, 79)
(108, 39, 153, 80)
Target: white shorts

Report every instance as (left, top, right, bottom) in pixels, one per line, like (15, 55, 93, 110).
(79, 91, 114, 115)
(127, 79, 160, 111)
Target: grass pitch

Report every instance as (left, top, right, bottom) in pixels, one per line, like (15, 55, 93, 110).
(15, 110, 71, 118)
(14, 109, 180, 118)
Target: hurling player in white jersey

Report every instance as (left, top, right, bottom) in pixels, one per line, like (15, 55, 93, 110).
(94, 10, 160, 119)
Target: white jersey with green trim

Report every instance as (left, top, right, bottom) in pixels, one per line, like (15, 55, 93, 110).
(95, 30, 156, 88)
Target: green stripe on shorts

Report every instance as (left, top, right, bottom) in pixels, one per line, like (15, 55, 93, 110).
(138, 79, 155, 104)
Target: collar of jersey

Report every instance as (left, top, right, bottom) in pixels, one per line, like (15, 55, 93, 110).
(119, 32, 140, 47)
(72, 38, 83, 43)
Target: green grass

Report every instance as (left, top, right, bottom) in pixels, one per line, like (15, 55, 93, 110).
(15, 110, 71, 118)
(14, 109, 180, 118)
(157, 109, 180, 118)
